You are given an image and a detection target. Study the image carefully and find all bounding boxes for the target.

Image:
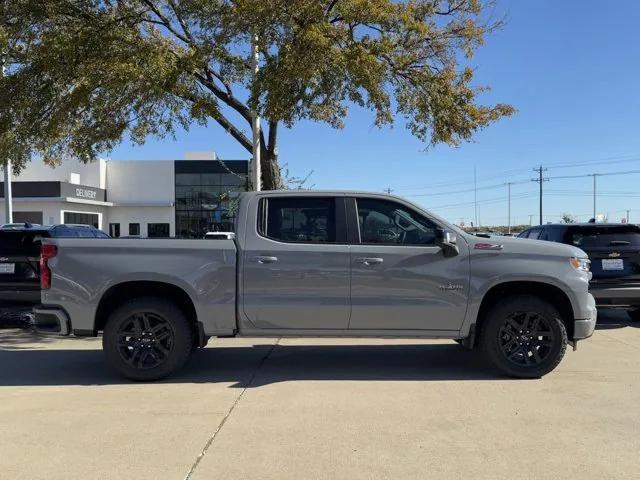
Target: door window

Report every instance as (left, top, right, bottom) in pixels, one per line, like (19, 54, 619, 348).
(109, 223, 120, 238)
(356, 198, 438, 245)
(259, 198, 336, 243)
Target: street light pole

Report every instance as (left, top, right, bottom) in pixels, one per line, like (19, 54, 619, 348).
(1, 19, 12, 223)
(506, 182, 512, 234)
(250, 33, 261, 191)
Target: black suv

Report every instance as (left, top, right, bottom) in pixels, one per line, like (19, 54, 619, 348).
(519, 223, 640, 320)
(0, 224, 109, 309)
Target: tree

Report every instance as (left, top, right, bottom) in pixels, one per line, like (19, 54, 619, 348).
(1, 0, 514, 189)
(561, 213, 576, 224)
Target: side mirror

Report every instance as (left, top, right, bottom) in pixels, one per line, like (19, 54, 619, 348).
(436, 228, 459, 257)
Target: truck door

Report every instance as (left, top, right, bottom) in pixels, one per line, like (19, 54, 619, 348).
(347, 197, 470, 331)
(241, 195, 351, 330)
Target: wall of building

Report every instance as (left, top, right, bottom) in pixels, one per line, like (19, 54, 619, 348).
(106, 206, 175, 237)
(106, 160, 174, 205)
(0, 200, 108, 229)
(15, 159, 106, 188)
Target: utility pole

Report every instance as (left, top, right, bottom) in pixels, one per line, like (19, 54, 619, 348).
(627, 210, 630, 223)
(528, 214, 534, 226)
(474, 166, 478, 229)
(1, 17, 12, 224)
(531, 166, 548, 225)
(588, 173, 599, 220)
(250, 33, 261, 191)
(505, 182, 513, 234)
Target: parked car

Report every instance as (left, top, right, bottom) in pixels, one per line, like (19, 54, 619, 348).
(34, 191, 596, 380)
(0, 224, 109, 308)
(518, 223, 640, 320)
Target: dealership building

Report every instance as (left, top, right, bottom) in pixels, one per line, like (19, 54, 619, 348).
(0, 155, 249, 238)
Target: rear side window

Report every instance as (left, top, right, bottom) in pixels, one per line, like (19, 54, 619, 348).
(517, 230, 530, 238)
(527, 228, 542, 240)
(566, 226, 640, 248)
(0, 231, 51, 256)
(259, 198, 336, 243)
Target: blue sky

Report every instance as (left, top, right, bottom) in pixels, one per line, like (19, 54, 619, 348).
(110, 0, 640, 227)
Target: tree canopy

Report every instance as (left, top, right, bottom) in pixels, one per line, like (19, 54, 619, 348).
(1, 0, 514, 189)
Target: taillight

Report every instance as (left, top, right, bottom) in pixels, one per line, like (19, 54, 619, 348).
(40, 244, 58, 290)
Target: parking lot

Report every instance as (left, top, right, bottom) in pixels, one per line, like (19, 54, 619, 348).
(0, 310, 638, 480)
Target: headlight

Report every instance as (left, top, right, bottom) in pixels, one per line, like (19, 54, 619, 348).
(570, 257, 590, 272)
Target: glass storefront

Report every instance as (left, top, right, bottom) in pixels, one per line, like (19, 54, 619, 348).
(175, 160, 248, 238)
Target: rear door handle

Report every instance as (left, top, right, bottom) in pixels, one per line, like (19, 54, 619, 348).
(355, 257, 384, 266)
(252, 255, 278, 264)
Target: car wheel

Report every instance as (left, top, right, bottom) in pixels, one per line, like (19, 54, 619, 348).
(103, 297, 194, 381)
(479, 295, 568, 378)
(628, 309, 640, 322)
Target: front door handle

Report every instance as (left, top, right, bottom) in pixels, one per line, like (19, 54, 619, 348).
(252, 255, 278, 264)
(355, 257, 384, 266)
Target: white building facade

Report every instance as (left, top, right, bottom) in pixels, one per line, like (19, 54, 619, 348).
(0, 158, 249, 238)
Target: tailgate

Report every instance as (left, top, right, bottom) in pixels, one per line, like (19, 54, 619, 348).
(0, 230, 48, 287)
(568, 226, 640, 284)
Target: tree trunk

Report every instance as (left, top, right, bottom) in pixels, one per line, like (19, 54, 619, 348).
(260, 148, 282, 190)
(260, 121, 282, 190)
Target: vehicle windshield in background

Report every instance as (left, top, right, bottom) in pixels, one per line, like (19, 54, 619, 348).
(567, 226, 640, 248)
(0, 231, 50, 257)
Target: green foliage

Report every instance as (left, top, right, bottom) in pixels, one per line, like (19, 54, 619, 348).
(561, 213, 576, 224)
(1, 0, 514, 187)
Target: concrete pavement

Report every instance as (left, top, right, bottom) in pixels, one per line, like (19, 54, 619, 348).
(1, 311, 639, 479)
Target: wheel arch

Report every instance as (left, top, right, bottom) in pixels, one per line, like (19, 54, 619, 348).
(472, 281, 575, 346)
(94, 280, 203, 345)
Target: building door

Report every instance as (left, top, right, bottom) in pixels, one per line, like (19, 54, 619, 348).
(63, 211, 99, 228)
(241, 196, 351, 330)
(347, 197, 470, 331)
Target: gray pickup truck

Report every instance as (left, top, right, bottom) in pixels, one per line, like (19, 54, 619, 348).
(34, 191, 596, 380)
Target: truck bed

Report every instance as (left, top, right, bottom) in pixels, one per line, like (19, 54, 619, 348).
(42, 238, 238, 336)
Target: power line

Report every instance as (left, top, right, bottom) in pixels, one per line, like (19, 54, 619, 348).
(392, 153, 640, 194)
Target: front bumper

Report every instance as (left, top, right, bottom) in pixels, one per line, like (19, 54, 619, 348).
(33, 307, 70, 336)
(590, 284, 640, 308)
(573, 293, 597, 340)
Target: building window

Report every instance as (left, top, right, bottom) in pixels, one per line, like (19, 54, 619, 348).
(13, 211, 44, 225)
(174, 161, 249, 238)
(109, 223, 120, 238)
(63, 211, 99, 228)
(148, 223, 170, 238)
(129, 223, 140, 236)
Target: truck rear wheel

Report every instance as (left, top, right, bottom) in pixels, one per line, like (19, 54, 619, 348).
(478, 295, 568, 378)
(103, 297, 194, 381)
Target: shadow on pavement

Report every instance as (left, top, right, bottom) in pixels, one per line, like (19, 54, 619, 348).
(595, 309, 640, 330)
(0, 342, 505, 387)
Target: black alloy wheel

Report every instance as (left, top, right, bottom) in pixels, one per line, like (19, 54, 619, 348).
(103, 297, 194, 381)
(116, 312, 175, 370)
(478, 295, 568, 378)
(498, 311, 555, 367)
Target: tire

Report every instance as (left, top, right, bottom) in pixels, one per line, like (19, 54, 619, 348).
(103, 297, 194, 381)
(628, 309, 640, 322)
(478, 295, 568, 378)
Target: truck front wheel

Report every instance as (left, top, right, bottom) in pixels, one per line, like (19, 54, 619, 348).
(103, 297, 194, 381)
(478, 295, 568, 378)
